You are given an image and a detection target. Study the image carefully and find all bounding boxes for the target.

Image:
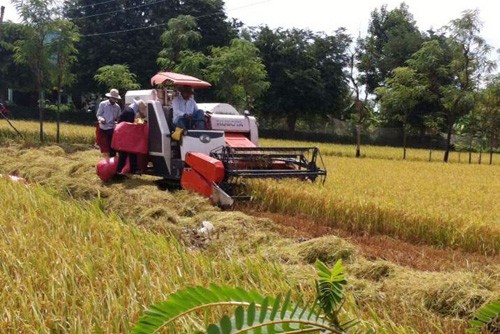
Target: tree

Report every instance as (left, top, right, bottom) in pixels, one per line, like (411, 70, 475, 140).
(64, 0, 235, 92)
(12, 0, 57, 142)
(476, 75, 500, 164)
(310, 29, 352, 120)
(157, 15, 202, 71)
(94, 64, 140, 95)
(406, 39, 451, 138)
(377, 67, 427, 159)
(47, 19, 80, 143)
(346, 41, 372, 158)
(0, 22, 32, 100)
(206, 38, 269, 111)
(423, 114, 444, 161)
(454, 109, 481, 164)
(173, 50, 208, 79)
(252, 27, 351, 131)
(358, 3, 423, 95)
(441, 9, 495, 162)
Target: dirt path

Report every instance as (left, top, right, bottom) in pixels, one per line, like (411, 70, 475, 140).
(238, 205, 499, 272)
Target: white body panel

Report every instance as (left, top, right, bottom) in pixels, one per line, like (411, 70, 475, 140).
(197, 103, 239, 115)
(125, 90, 158, 104)
(210, 114, 259, 146)
(180, 130, 225, 160)
(127, 90, 260, 164)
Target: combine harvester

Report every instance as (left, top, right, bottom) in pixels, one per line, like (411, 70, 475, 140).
(112, 72, 327, 206)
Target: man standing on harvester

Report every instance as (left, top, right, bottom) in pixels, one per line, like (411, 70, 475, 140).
(171, 85, 205, 141)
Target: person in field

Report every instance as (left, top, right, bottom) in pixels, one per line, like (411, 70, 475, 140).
(96, 89, 122, 157)
(116, 100, 147, 174)
(128, 98, 148, 120)
(171, 85, 205, 140)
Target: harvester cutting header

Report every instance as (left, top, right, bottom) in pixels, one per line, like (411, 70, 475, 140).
(98, 71, 327, 206)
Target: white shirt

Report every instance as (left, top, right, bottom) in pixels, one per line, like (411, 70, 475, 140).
(172, 94, 198, 124)
(129, 101, 139, 113)
(96, 100, 121, 130)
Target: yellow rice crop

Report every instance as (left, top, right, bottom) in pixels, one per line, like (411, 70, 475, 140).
(261, 138, 500, 165)
(2, 121, 497, 164)
(0, 144, 498, 333)
(0, 180, 293, 333)
(0, 120, 95, 145)
(250, 155, 500, 254)
(1, 121, 498, 253)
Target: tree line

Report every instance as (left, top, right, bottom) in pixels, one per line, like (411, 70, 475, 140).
(0, 1, 498, 161)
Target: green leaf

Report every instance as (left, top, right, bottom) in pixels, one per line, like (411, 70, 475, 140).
(315, 259, 347, 316)
(468, 300, 500, 333)
(269, 294, 281, 321)
(235, 306, 244, 330)
(247, 302, 256, 326)
(131, 285, 267, 334)
(207, 324, 221, 334)
(220, 315, 232, 334)
(206, 298, 334, 334)
(280, 292, 291, 319)
(259, 298, 269, 323)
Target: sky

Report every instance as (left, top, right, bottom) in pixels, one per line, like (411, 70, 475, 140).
(2, 0, 500, 53)
(223, 0, 500, 52)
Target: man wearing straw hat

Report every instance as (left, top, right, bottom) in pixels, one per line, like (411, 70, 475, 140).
(96, 88, 122, 157)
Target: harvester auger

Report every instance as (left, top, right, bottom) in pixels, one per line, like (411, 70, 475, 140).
(108, 71, 327, 207)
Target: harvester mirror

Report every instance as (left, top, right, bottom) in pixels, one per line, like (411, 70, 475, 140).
(243, 110, 250, 116)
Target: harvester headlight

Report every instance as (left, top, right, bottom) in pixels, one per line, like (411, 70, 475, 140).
(200, 134, 211, 143)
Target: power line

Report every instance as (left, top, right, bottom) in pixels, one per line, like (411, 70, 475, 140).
(82, 21, 166, 36)
(80, 0, 271, 38)
(69, 0, 169, 20)
(68, 0, 118, 11)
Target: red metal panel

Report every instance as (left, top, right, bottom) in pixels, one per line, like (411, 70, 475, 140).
(181, 169, 213, 198)
(111, 122, 149, 154)
(224, 133, 256, 148)
(151, 72, 211, 88)
(184, 152, 225, 183)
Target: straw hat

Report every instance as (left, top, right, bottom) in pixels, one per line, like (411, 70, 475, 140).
(105, 88, 121, 99)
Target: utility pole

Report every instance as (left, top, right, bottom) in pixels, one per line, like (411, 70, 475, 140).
(0, 6, 5, 41)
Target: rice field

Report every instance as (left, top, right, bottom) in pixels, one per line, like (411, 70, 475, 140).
(260, 138, 500, 165)
(0, 120, 95, 145)
(0, 120, 499, 332)
(0, 179, 296, 333)
(249, 155, 500, 254)
(1, 146, 498, 333)
(1, 120, 498, 164)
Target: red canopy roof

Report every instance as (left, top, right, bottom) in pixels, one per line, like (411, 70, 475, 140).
(151, 72, 211, 88)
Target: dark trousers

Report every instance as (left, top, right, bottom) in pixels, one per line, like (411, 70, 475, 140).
(117, 151, 137, 174)
(175, 109, 205, 129)
(97, 127, 116, 157)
